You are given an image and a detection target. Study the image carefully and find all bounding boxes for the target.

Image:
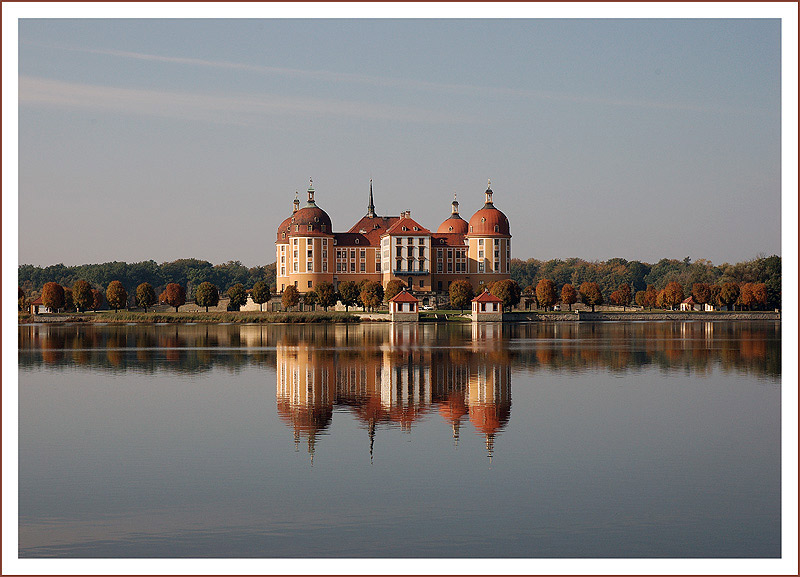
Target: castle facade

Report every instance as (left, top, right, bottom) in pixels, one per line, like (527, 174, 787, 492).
(275, 179, 511, 299)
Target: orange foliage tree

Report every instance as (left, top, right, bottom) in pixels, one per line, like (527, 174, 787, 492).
(41, 282, 65, 312)
(662, 281, 684, 310)
(560, 283, 577, 311)
(164, 283, 187, 312)
(106, 281, 128, 312)
(578, 282, 603, 312)
(535, 279, 557, 311)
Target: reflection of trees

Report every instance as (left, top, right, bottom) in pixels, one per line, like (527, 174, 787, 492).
(19, 321, 780, 381)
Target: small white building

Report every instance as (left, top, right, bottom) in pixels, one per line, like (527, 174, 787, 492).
(29, 296, 56, 315)
(389, 289, 419, 322)
(471, 290, 503, 321)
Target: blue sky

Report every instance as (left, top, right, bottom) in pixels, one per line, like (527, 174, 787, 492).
(10, 10, 791, 268)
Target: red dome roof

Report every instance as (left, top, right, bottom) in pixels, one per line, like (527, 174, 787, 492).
(437, 215, 468, 234)
(467, 184, 510, 237)
(468, 205, 510, 236)
(291, 205, 333, 234)
(276, 215, 293, 242)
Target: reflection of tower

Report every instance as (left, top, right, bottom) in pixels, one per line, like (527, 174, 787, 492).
(468, 362, 512, 461)
(276, 343, 334, 462)
(381, 325, 432, 431)
(470, 321, 503, 351)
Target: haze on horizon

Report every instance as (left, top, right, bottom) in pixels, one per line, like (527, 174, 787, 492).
(15, 16, 782, 269)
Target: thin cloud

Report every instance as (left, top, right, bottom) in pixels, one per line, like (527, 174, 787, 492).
(18, 76, 478, 125)
(54, 45, 748, 114)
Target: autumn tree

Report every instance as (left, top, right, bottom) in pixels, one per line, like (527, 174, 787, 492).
(449, 279, 474, 314)
(72, 280, 94, 312)
(164, 283, 187, 312)
(617, 284, 632, 311)
(634, 290, 646, 308)
(709, 284, 722, 310)
(251, 281, 271, 311)
(337, 281, 359, 311)
(195, 282, 220, 312)
(41, 282, 65, 312)
(718, 282, 740, 311)
(227, 283, 247, 311)
(490, 279, 522, 312)
(135, 282, 156, 312)
(315, 281, 337, 311)
(105, 281, 128, 313)
(738, 283, 757, 311)
(579, 282, 603, 312)
(752, 283, 768, 310)
(535, 279, 557, 311)
(384, 279, 407, 303)
(560, 283, 577, 311)
(282, 285, 300, 310)
(359, 281, 384, 312)
(91, 289, 104, 311)
(655, 289, 665, 309)
(692, 283, 711, 311)
(662, 281, 684, 310)
(643, 285, 658, 310)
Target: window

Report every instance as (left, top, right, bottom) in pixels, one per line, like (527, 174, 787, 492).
(495, 250, 499, 259)
(437, 262, 443, 273)
(294, 281, 298, 287)
(437, 249, 442, 257)
(308, 224, 313, 232)
(281, 255, 285, 263)
(294, 250, 298, 258)
(478, 263, 485, 272)
(293, 238, 298, 245)
(308, 281, 312, 288)
(322, 239, 327, 246)
(478, 238, 484, 246)
(438, 281, 442, 291)
(337, 263, 342, 272)
(419, 280, 424, 287)
(281, 284, 285, 291)
(376, 261, 381, 272)
(360, 250, 365, 259)
(360, 262, 366, 272)
(447, 262, 452, 272)
(307, 250, 313, 258)
(479, 251, 484, 258)
(470, 226, 473, 232)
(321, 225, 327, 232)
(294, 263, 298, 272)
(282, 233, 286, 239)
(350, 262, 356, 272)
(396, 259, 402, 271)
(323, 262, 327, 272)
(351, 250, 356, 259)
(494, 225, 499, 232)
(280, 267, 286, 276)
(355, 238, 359, 245)
(494, 239, 500, 246)
(322, 250, 327, 259)
(396, 238, 401, 245)
(418, 237, 424, 244)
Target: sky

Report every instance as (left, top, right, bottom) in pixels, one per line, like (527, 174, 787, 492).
(8, 7, 794, 269)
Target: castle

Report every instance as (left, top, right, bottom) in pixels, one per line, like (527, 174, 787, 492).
(275, 179, 511, 303)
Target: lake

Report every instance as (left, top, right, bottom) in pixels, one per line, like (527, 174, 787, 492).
(18, 321, 781, 558)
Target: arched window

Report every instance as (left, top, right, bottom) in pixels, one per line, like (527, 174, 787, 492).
(494, 225, 499, 232)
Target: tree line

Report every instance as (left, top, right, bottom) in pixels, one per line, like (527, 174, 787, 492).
(510, 255, 781, 310)
(18, 259, 277, 302)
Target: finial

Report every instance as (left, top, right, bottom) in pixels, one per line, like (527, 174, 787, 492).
(485, 179, 493, 205)
(488, 178, 491, 189)
(307, 178, 315, 204)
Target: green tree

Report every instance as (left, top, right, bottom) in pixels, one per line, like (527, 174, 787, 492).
(535, 279, 557, 311)
(449, 280, 474, 314)
(337, 281, 360, 311)
(227, 283, 247, 311)
(304, 289, 319, 309)
(718, 282, 739, 311)
(384, 279, 407, 303)
(282, 285, 300, 311)
(41, 282, 65, 312)
(315, 281, 337, 311)
(164, 283, 187, 312)
(63, 287, 74, 311)
(560, 283, 577, 311)
(195, 282, 220, 312)
(359, 281, 384, 312)
(135, 282, 156, 312)
(579, 282, 603, 312)
(251, 281, 271, 311)
(105, 281, 128, 313)
(72, 280, 93, 312)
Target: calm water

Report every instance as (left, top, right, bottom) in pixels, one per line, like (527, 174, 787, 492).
(18, 321, 781, 558)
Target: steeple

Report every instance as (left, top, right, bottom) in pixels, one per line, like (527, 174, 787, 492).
(293, 191, 300, 213)
(485, 179, 493, 206)
(306, 178, 316, 206)
(451, 192, 460, 215)
(367, 179, 375, 218)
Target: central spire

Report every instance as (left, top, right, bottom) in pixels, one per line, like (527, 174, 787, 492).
(485, 179, 494, 205)
(451, 192, 459, 215)
(307, 178, 316, 206)
(367, 179, 375, 218)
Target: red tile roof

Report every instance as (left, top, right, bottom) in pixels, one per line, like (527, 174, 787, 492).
(472, 290, 502, 303)
(384, 216, 430, 235)
(333, 232, 370, 246)
(389, 289, 419, 303)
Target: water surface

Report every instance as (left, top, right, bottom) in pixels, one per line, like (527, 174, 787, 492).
(18, 321, 781, 557)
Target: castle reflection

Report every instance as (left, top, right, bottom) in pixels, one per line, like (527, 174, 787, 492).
(276, 323, 512, 460)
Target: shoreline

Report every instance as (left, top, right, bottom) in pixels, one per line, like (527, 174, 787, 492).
(19, 310, 780, 324)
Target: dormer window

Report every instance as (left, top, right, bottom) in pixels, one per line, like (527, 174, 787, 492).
(494, 225, 499, 232)
(282, 233, 286, 239)
(448, 226, 453, 232)
(413, 226, 419, 231)
(314, 217, 319, 222)
(321, 225, 327, 232)
(295, 225, 299, 232)
(355, 238, 359, 244)
(402, 226, 407, 231)
(470, 226, 474, 232)
(481, 217, 486, 223)
(308, 224, 313, 232)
